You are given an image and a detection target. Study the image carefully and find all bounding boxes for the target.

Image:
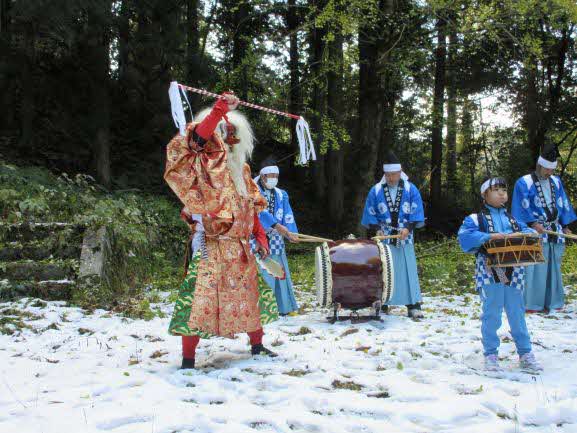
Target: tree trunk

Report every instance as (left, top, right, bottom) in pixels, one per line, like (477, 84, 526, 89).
(0, 0, 15, 131)
(286, 0, 301, 152)
(525, 27, 570, 168)
(186, 0, 200, 84)
(308, 0, 326, 202)
(429, 16, 447, 217)
(0, 0, 9, 33)
(86, 1, 112, 188)
(446, 21, 458, 196)
(232, 0, 250, 100)
(525, 60, 541, 164)
(353, 6, 385, 233)
(377, 0, 401, 181)
(117, 0, 130, 84)
(461, 95, 476, 204)
(327, 28, 344, 229)
(18, 22, 35, 152)
(377, 96, 396, 180)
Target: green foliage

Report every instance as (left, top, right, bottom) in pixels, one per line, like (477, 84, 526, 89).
(0, 160, 187, 317)
(416, 239, 477, 296)
(321, 116, 350, 152)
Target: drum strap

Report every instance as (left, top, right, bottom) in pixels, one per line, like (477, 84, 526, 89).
(265, 189, 276, 216)
(531, 172, 559, 242)
(479, 207, 520, 283)
(383, 179, 404, 227)
(383, 180, 404, 247)
(264, 189, 279, 243)
(531, 173, 558, 223)
(479, 208, 520, 234)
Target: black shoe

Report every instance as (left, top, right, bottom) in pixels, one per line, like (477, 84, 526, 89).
(251, 344, 278, 357)
(180, 357, 195, 369)
(408, 308, 424, 319)
(381, 305, 389, 314)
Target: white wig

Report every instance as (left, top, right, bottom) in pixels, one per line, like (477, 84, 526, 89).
(195, 107, 255, 196)
(195, 107, 255, 161)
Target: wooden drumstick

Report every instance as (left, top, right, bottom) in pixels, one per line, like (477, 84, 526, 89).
(502, 232, 538, 238)
(372, 234, 402, 241)
(296, 238, 331, 243)
(294, 233, 334, 243)
(542, 229, 577, 240)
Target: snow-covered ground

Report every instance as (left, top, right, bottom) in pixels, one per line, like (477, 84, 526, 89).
(1, 289, 577, 433)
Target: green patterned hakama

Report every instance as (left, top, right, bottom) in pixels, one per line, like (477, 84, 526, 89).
(168, 252, 278, 337)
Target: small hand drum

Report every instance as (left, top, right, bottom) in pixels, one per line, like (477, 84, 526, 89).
(484, 234, 545, 268)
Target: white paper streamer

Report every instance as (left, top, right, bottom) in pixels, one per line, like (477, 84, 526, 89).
(169, 81, 192, 136)
(296, 117, 317, 165)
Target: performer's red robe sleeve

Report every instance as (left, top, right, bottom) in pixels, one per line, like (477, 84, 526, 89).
(252, 213, 269, 251)
(194, 98, 229, 141)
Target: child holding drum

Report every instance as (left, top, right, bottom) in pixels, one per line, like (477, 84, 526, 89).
(458, 176, 542, 372)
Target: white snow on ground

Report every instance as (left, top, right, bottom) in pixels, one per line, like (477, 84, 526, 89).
(1, 289, 577, 433)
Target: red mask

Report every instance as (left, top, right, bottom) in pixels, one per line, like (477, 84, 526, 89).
(223, 117, 240, 145)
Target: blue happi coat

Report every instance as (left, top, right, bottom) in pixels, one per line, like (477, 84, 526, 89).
(361, 179, 425, 306)
(252, 183, 299, 315)
(511, 174, 577, 310)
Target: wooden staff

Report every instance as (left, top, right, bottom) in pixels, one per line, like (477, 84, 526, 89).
(543, 229, 577, 240)
(502, 232, 539, 239)
(372, 234, 402, 241)
(293, 233, 334, 243)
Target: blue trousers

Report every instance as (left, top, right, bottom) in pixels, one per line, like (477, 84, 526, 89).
(479, 283, 532, 356)
(524, 242, 565, 311)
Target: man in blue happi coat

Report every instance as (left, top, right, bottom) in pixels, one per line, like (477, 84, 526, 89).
(361, 151, 426, 319)
(253, 156, 300, 316)
(511, 141, 576, 313)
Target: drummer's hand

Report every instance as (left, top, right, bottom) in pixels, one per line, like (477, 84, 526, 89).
(490, 233, 506, 240)
(286, 232, 300, 243)
(399, 228, 410, 240)
(256, 242, 269, 259)
(531, 222, 545, 234)
(563, 227, 572, 235)
(275, 223, 290, 237)
(376, 230, 384, 237)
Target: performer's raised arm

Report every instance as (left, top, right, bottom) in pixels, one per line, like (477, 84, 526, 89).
(192, 93, 239, 146)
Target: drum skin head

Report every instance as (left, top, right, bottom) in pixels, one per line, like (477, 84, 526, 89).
(315, 240, 395, 309)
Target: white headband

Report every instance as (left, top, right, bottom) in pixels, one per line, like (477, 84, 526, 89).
(537, 156, 557, 170)
(260, 165, 279, 175)
(383, 163, 402, 172)
(381, 172, 409, 184)
(480, 178, 507, 194)
(480, 179, 492, 194)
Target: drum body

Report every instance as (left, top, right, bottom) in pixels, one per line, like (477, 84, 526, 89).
(485, 236, 545, 267)
(316, 240, 394, 309)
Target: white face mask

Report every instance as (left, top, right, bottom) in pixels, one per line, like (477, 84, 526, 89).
(264, 178, 278, 189)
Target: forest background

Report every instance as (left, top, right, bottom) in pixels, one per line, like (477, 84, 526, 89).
(2, 0, 577, 238)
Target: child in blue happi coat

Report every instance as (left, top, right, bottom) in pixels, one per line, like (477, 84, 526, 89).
(458, 176, 542, 372)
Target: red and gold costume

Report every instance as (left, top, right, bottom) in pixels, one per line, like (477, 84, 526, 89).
(165, 99, 272, 340)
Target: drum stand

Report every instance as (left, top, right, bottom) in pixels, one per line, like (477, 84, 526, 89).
(327, 302, 384, 324)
